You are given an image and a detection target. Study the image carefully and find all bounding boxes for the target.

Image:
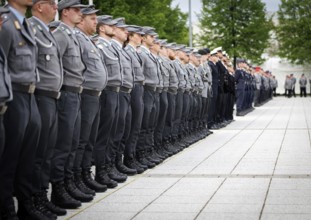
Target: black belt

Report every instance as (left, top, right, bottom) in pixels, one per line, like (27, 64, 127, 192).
(83, 89, 102, 97)
(104, 86, 120, 93)
(156, 87, 163, 93)
(12, 83, 36, 94)
(144, 85, 157, 92)
(178, 88, 185, 93)
(120, 86, 132, 94)
(184, 90, 191, 95)
(35, 89, 61, 99)
(0, 105, 8, 115)
(162, 87, 168, 92)
(135, 81, 145, 85)
(168, 88, 178, 94)
(61, 85, 83, 94)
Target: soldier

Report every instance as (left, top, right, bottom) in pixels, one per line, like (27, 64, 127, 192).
(0, 7, 12, 161)
(272, 75, 278, 96)
(136, 26, 160, 168)
(208, 49, 220, 124)
(284, 75, 292, 98)
(290, 73, 296, 97)
(215, 47, 226, 127)
(73, 6, 108, 195)
(123, 25, 146, 173)
(29, 0, 66, 217)
(254, 67, 262, 106)
(0, 0, 42, 219)
(94, 15, 126, 186)
(49, 0, 93, 210)
(110, 18, 138, 176)
(235, 58, 246, 116)
(299, 74, 307, 97)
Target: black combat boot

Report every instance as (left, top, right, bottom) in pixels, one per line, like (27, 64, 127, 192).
(95, 166, 118, 188)
(51, 181, 81, 209)
(64, 178, 93, 202)
(82, 169, 107, 192)
(136, 150, 156, 168)
(0, 205, 18, 220)
(17, 200, 51, 220)
(115, 155, 137, 176)
(39, 190, 67, 216)
(107, 164, 127, 183)
(74, 172, 95, 196)
(33, 193, 57, 220)
(123, 156, 144, 174)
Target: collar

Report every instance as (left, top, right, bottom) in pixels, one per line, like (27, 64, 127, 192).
(127, 43, 137, 51)
(9, 5, 24, 25)
(98, 36, 111, 45)
(32, 16, 49, 31)
(111, 39, 123, 49)
(140, 45, 150, 54)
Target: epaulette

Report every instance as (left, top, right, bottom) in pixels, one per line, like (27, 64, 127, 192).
(97, 44, 104, 50)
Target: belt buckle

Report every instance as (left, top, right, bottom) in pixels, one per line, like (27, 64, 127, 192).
(116, 87, 120, 92)
(28, 84, 36, 93)
(79, 86, 83, 94)
(56, 92, 61, 99)
(98, 91, 102, 96)
(0, 105, 8, 115)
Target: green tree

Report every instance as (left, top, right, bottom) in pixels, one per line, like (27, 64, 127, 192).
(82, 0, 189, 44)
(198, 0, 273, 66)
(277, 0, 311, 64)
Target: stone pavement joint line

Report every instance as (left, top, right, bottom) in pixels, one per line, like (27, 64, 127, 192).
(60, 98, 311, 220)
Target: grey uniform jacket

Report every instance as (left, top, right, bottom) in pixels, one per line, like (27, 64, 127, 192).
(299, 77, 307, 88)
(124, 44, 145, 83)
(75, 29, 107, 91)
(172, 59, 187, 89)
(0, 8, 38, 85)
(166, 58, 178, 90)
(0, 45, 12, 104)
(96, 37, 122, 87)
(137, 46, 160, 87)
(29, 17, 63, 92)
(158, 56, 170, 88)
(198, 64, 209, 98)
(291, 77, 296, 89)
(111, 40, 134, 89)
(185, 64, 195, 91)
(285, 78, 292, 90)
(254, 73, 262, 90)
(52, 22, 85, 87)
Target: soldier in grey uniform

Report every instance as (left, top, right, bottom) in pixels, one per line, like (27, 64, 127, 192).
(0, 7, 12, 161)
(284, 75, 292, 97)
(299, 73, 307, 97)
(73, 6, 108, 195)
(136, 26, 160, 168)
(110, 18, 138, 176)
(50, 0, 93, 210)
(0, 1, 42, 219)
(29, 0, 66, 217)
(290, 73, 296, 97)
(94, 15, 125, 187)
(123, 25, 146, 173)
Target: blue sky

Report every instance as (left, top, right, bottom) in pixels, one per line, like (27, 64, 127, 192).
(172, 0, 281, 22)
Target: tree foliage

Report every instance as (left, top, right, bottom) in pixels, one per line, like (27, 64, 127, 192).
(82, 0, 189, 44)
(198, 0, 273, 65)
(277, 0, 311, 64)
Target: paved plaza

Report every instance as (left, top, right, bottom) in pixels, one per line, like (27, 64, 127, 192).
(59, 97, 311, 220)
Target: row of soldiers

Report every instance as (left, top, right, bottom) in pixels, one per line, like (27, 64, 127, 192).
(0, 0, 272, 219)
(235, 63, 277, 116)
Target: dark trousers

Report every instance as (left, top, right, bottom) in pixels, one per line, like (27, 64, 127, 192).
(0, 115, 4, 160)
(50, 91, 80, 183)
(137, 89, 156, 152)
(113, 92, 131, 159)
(163, 92, 176, 142)
(201, 97, 208, 125)
(125, 84, 144, 158)
(33, 95, 58, 193)
(94, 90, 119, 167)
(155, 91, 168, 147)
(216, 88, 224, 123)
(208, 84, 218, 125)
(73, 93, 100, 173)
(236, 89, 245, 112)
(181, 92, 191, 135)
(172, 91, 184, 140)
(0, 92, 41, 208)
(300, 87, 306, 97)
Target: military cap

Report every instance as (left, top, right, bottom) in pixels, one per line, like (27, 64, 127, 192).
(159, 39, 168, 47)
(165, 42, 177, 49)
(194, 52, 202, 58)
(214, 46, 222, 52)
(210, 48, 218, 55)
(182, 47, 194, 55)
(141, 26, 157, 36)
(0, 7, 9, 14)
(204, 48, 210, 54)
(48, 20, 61, 29)
(81, 5, 99, 15)
(97, 15, 117, 26)
(58, 0, 88, 11)
(173, 44, 186, 51)
(113, 17, 128, 28)
(198, 49, 207, 55)
(126, 25, 145, 35)
(236, 58, 246, 63)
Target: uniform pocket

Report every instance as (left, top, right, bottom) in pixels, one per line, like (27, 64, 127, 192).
(14, 48, 32, 71)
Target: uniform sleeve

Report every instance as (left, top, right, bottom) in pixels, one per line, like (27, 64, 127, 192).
(0, 21, 12, 57)
(52, 29, 68, 57)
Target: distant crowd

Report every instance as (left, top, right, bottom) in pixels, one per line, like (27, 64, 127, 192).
(284, 73, 309, 98)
